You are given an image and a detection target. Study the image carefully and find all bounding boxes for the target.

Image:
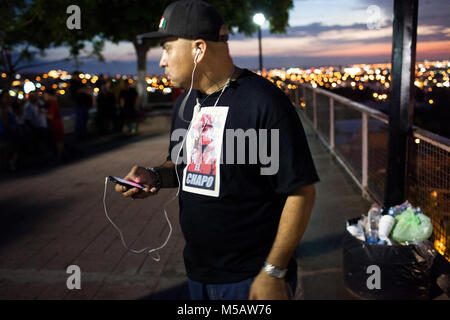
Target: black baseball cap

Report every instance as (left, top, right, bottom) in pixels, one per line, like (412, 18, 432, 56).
(137, 0, 228, 42)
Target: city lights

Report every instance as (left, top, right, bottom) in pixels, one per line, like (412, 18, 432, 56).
(262, 60, 447, 106)
(24, 81, 36, 94)
(1, 60, 447, 101)
(435, 238, 447, 256)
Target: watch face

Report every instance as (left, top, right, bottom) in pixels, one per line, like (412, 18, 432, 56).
(264, 263, 287, 278)
(147, 168, 161, 187)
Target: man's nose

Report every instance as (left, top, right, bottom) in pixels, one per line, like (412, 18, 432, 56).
(159, 52, 167, 68)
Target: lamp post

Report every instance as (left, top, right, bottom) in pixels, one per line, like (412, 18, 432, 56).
(253, 13, 265, 72)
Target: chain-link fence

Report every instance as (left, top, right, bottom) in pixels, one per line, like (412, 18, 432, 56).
(290, 84, 449, 262)
(408, 130, 450, 261)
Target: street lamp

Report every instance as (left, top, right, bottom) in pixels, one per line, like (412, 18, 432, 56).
(253, 13, 265, 72)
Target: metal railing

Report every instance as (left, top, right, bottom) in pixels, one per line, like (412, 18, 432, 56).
(290, 84, 449, 261)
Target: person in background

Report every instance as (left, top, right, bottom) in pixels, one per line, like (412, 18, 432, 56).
(23, 91, 52, 151)
(0, 91, 20, 171)
(23, 92, 46, 130)
(44, 88, 65, 163)
(96, 80, 117, 135)
(11, 98, 35, 152)
(119, 80, 140, 134)
(70, 72, 93, 140)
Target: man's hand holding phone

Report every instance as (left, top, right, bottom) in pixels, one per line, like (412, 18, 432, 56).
(115, 165, 158, 199)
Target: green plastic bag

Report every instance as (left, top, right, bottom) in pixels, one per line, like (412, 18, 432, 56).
(391, 208, 433, 243)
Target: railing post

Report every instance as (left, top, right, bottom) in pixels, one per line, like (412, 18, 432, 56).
(329, 97, 335, 150)
(384, 0, 418, 209)
(362, 112, 369, 198)
(313, 90, 317, 129)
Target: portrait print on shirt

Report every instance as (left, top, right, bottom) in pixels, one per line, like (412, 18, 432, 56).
(182, 106, 229, 197)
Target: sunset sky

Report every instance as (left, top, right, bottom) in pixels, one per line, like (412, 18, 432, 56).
(32, 0, 450, 74)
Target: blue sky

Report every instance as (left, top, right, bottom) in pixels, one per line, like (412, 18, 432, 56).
(29, 0, 450, 75)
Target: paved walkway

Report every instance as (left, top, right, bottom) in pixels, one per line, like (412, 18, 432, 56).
(1, 110, 441, 300)
(294, 112, 371, 299)
(0, 115, 189, 299)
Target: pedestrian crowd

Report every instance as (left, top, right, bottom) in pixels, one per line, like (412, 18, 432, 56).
(0, 71, 142, 172)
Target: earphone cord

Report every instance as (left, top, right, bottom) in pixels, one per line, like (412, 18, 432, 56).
(103, 177, 173, 262)
(179, 53, 235, 122)
(174, 64, 234, 191)
(199, 66, 235, 107)
(177, 52, 199, 123)
(213, 67, 234, 108)
(102, 60, 233, 262)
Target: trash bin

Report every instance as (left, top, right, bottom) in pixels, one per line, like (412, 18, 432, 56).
(343, 216, 436, 300)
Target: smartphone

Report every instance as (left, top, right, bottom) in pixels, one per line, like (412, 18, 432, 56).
(108, 176, 144, 190)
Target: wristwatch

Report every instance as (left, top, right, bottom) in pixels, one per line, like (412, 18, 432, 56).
(146, 167, 162, 193)
(262, 262, 287, 279)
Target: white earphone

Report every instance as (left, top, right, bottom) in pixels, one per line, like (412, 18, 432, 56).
(194, 48, 201, 62)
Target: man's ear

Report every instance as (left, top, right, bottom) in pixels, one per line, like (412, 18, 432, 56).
(192, 39, 207, 62)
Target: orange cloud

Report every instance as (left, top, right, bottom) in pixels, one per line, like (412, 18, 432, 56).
(417, 40, 450, 55)
(305, 40, 449, 58)
(316, 42, 392, 57)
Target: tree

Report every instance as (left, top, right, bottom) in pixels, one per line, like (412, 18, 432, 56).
(0, 0, 103, 88)
(0, 0, 41, 88)
(91, 0, 172, 106)
(2, 0, 294, 102)
(212, 0, 293, 35)
(89, 0, 294, 106)
(28, 0, 105, 65)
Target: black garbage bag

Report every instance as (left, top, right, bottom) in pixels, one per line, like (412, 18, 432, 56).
(343, 217, 437, 300)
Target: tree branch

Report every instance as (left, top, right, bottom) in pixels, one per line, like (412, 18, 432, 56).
(0, 50, 9, 71)
(12, 44, 31, 69)
(6, 51, 12, 72)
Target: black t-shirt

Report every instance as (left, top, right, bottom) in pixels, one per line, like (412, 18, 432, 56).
(167, 68, 320, 283)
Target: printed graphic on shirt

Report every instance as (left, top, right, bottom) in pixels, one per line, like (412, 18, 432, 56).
(182, 106, 229, 197)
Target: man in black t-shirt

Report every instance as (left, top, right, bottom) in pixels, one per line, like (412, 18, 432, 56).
(116, 0, 319, 300)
